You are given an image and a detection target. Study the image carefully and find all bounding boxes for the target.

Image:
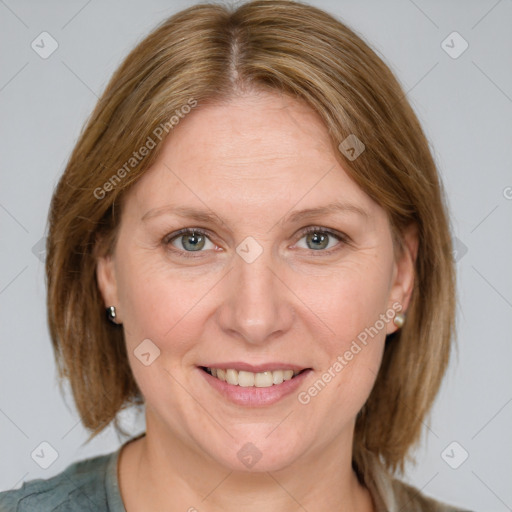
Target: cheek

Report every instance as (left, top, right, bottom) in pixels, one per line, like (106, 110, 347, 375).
(307, 256, 393, 346)
(114, 248, 219, 352)
(299, 257, 392, 411)
(113, 253, 208, 409)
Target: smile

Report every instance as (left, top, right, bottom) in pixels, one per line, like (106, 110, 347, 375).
(198, 363, 313, 406)
(201, 367, 306, 388)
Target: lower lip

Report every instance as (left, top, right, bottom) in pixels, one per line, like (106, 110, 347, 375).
(198, 367, 312, 407)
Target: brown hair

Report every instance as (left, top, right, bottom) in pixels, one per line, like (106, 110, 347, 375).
(46, 0, 455, 473)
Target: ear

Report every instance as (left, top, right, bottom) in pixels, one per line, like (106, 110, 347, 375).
(96, 253, 122, 323)
(386, 223, 419, 335)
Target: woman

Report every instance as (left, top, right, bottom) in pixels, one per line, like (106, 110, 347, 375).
(0, 0, 471, 510)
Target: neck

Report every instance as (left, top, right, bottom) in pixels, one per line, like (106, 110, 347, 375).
(119, 419, 375, 512)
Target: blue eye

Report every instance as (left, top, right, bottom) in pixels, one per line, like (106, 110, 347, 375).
(295, 227, 345, 252)
(165, 228, 216, 255)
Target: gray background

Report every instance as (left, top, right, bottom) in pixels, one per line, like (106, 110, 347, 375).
(1, 0, 511, 510)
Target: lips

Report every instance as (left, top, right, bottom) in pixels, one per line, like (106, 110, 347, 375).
(198, 364, 313, 406)
(201, 367, 307, 387)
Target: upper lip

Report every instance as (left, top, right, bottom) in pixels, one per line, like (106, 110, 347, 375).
(199, 362, 310, 373)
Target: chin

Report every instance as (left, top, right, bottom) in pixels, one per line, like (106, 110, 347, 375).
(216, 436, 304, 473)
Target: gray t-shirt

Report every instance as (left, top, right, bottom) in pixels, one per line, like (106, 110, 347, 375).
(0, 445, 125, 512)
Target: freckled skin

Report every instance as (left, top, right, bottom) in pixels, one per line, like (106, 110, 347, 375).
(97, 91, 417, 512)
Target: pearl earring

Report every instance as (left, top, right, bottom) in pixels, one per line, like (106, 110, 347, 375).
(393, 312, 405, 328)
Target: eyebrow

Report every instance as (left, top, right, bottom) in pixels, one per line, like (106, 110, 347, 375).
(142, 205, 224, 223)
(141, 201, 369, 225)
(281, 202, 369, 224)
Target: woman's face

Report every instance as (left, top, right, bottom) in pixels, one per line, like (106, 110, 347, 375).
(97, 91, 416, 472)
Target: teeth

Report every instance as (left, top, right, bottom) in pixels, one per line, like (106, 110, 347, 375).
(238, 371, 255, 387)
(226, 369, 239, 385)
(272, 370, 284, 385)
(205, 367, 302, 388)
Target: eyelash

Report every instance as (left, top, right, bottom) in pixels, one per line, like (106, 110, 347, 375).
(163, 226, 349, 259)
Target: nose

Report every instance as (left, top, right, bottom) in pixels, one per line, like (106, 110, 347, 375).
(216, 247, 295, 346)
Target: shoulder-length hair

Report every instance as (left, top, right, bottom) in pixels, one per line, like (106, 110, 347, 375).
(46, 0, 455, 473)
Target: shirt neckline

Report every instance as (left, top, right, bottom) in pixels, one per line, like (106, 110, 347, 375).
(105, 442, 127, 512)
(104, 433, 392, 512)
(105, 432, 147, 512)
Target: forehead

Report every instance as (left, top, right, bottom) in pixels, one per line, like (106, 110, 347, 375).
(124, 91, 382, 223)
(175, 91, 334, 166)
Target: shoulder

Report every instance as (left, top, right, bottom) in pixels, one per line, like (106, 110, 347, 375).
(0, 451, 114, 512)
(387, 477, 474, 512)
(361, 452, 474, 512)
